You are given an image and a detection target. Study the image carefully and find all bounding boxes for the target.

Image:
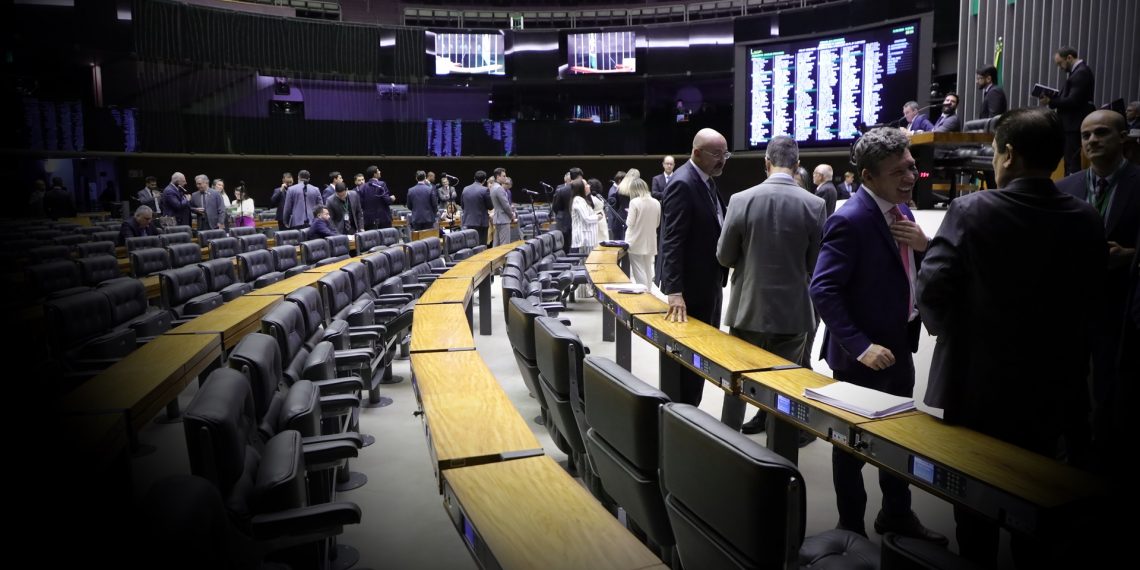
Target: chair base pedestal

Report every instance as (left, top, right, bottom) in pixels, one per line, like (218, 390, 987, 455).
(360, 433, 375, 447)
(331, 543, 361, 570)
(336, 470, 368, 493)
(378, 372, 404, 385)
(363, 395, 393, 408)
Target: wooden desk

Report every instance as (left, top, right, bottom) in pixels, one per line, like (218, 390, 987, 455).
(246, 271, 325, 296)
(141, 275, 160, 300)
(409, 304, 475, 353)
(63, 334, 222, 439)
(591, 286, 667, 370)
(439, 260, 492, 283)
(439, 260, 494, 335)
(419, 277, 474, 306)
(303, 257, 361, 273)
(586, 249, 621, 265)
(909, 132, 994, 145)
(410, 351, 543, 476)
(441, 456, 664, 570)
(166, 295, 282, 349)
(586, 265, 631, 285)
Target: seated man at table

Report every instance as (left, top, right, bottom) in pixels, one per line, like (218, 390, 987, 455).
(307, 205, 338, 239)
(119, 205, 160, 242)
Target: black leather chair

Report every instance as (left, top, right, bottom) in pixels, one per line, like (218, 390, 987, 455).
(236, 249, 284, 289)
(196, 229, 227, 245)
(354, 229, 385, 254)
(167, 242, 203, 269)
(44, 290, 136, 387)
(534, 315, 593, 480)
(183, 368, 362, 569)
(463, 228, 487, 255)
(76, 255, 122, 287)
(199, 258, 253, 301)
(92, 230, 121, 246)
(208, 236, 239, 260)
(27, 259, 88, 299)
(31, 244, 73, 263)
(160, 232, 193, 246)
(237, 233, 268, 253)
(52, 234, 87, 248)
(74, 240, 115, 258)
(271, 244, 308, 277)
(300, 238, 332, 267)
(378, 227, 402, 246)
(156, 265, 223, 318)
(98, 277, 171, 338)
(228, 226, 256, 238)
(163, 224, 194, 237)
(273, 229, 302, 247)
(130, 247, 171, 278)
(443, 231, 471, 262)
(660, 403, 880, 570)
(125, 235, 163, 252)
(506, 298, 566, 440)
(583, 356, 675, 561)
(325, 235, 351, 261)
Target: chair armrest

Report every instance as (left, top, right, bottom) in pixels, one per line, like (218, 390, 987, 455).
(301, 438, 359, 468)
(319, 394, 360, 418)
(250, 502, 362, 540)
(303, 431, 363, 449)
(310, 376, 365, 396)
(374, 293, 413, 304)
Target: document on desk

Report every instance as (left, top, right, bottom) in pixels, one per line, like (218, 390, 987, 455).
(602, 283, 648, 293)
(804, 382, 915, 418)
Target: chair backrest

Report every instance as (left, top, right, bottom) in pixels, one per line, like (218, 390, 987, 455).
(506, 297, 545, 360)
(126, 235, 163, 252)
(97, 277, 149, 327)
(167, 242, 204, 268)
(443, 232, 466, 256)
(227, 332, 286, 423)
(161, 232, 193, 246)
(30, 229, 63, 240)
(76, 254, 121, 286)
(354, 229, 381, 253)
(316, 271, 356, 320)
(534, 315, 589, 455)
(285, 287, 329, 336)
(163, 224, 194, 236)
(424, 237, 443, 261)
(660, 402, 806, 569)
(157, 265, 210, 308)
(380, 247, 406, 275)
(53, 234, 87, 247)
(27, 259, 81, 295)
(31, 245, 72, 263)
(93, 230, 121, 246)
(273, 229, 302, 247)
(131, 247, 171, 278)
(325, 235, 350, 259)
(583, 356, 673, 548)
(199, 258, 239, 293)
(550, 229, 565, 251)
(75, 240, 115, 258)
(379, 227, 401, 246)
(300, 239, 329, 266)
(339, 263, 372, 300)
(406, 240, 429, 267)
(359, 251, 391, 288)
(237, 249, 275, 282)
(208, 237, 238, 260)
(463, 229, 481, 249)
(228, 226, 256, 238)
(237, 233, 267, 253)
(270, 244, 298, 272)
(196, 229, 227, 245)
(259, 301, 312, 385)
(44, 289, 113, 350)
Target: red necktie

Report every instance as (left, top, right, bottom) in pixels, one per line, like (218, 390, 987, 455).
(888, 205, 912, 318)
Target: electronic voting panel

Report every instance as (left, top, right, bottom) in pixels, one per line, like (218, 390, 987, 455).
(739, 369, 862, 446)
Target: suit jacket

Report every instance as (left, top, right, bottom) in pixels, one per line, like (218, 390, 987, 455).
(651, 173, 672, 201)
(360, 178, 394, 228)
(551, 183, 573, 232)
(198, 189, 227, 230)
(1050, 61, 1096, 132)
(326, 190, 364, 235)
(283, 183, 321, 228)
(837, 181, 857, 200)
(932, 113, 961, 132)
(979, 85, 1008, 119)
(308, 217, 338, 239)
(271, 185, 287, 227)
(625, 196, 661, 255)
(918, 177, 1104, 451)
(161, 183, 191, 226)
(407, 183, 439, 227)
(137, 189, 157, 212)
(907, 114, 935, 132)
(815, 181, 838, 217)
(717, 175, 826, 334)
(659, 160, 729, 323)
(1056, 162, 1140, 253)
(460, 183, 493, 228)
(322, 185, 337, 203)
(119, 217, 160, 243)
(490, 182, 515, 224)
(809, 188, 924, 395)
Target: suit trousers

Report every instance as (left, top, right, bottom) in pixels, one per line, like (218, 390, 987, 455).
(832, 365, 913, 532)
(628, 253, 654, 289)
(1063, 131, 1082, 175)
(492, 222, 511, 247)
(671, 289, 722, 407)
(561, 229, 572, 254)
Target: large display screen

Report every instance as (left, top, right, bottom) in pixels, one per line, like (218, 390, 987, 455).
(566, 31, 637, 74)
(432, 32, 505, 76)
(742, 19, 922, 149)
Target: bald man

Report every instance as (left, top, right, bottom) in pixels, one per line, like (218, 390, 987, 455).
(659, 129, 731, 405)
(813, 164, 838, 217)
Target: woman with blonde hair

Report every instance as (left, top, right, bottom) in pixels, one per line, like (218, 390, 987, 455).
(610, 168, 638, 240)
(623, 176, 660, 288)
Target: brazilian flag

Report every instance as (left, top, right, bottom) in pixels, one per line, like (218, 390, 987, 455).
(994, 37, 1004, 85)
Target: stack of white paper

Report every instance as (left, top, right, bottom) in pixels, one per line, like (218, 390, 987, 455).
(602, 283, 649, 293)
(804, 382, 915, 418)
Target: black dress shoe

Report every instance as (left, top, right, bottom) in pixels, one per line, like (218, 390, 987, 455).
(873, 511, 949, 546)
(740, 412, 768, 434)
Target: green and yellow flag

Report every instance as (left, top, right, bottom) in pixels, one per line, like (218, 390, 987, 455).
(994, 36, 1004, 85)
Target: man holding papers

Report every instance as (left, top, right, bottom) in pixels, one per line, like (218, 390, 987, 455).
(917, 107, 1105, 567)
(810, 127, 944, 545)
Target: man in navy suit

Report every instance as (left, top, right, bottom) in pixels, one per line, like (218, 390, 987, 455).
(407, 170, 439, 231)
(270, 172, 293, 231)
(360, 165, 395, 230)
(974, 65, 1007, 120)
(810, 127, 946, 544)
(838, 171, 858, 199)
(1041, 46, 1096, 175)
(659, 128, 730, 406)
(902, 101, 934, 133)
(1056, 109, 1140, 457)
(461, 170, 494, 246)
(651, 156, 675, 285)
(551, 168, 581, 254)
(161, 171, 191, 227)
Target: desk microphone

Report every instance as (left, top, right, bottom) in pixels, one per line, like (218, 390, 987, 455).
(524, 189, 540, 195)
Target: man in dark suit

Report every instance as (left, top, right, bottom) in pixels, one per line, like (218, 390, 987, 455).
(360, 165, 394, 230)
(322, 171, 342, 203)
(902, 101, 934, 133)
(650, 155, 675, 200)
(974, 65, 1007, 120)
(407, 170, 439, 231)
(809, 127, 945, 544)
(1056, 109, 1140, 458)
(137, 177, 159, 214)
(119, 205, 160, 242)
(192, 174, 227, 231)
(1041, 46, 1096, 175)
(307, 205, 338, 239)
(461, 170, 493, 245)
(812, 164, 838, 217)
(550, 168, 581, 254)
(282, 170, 322, 230)
(1127, 101, 1140, 131)
(838, 171, 858, 200)
(326, 182, 363, 236)
(161, 172, 191, 227)
(919, 107, 1105, 568)
(932, 93, 961, 133)
(659, 128, 730, 406)
(270, 172, 292, 231)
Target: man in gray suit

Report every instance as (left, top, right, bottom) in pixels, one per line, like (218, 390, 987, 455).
(716, 135, 826, 434)
(283, 170, 323, 229)
(932, 92, 962, 133)
(192, 174, 227, 231)
(461, 170, 494, 245)
(490, 168, 517, 247)
(812, 164, 838, 217)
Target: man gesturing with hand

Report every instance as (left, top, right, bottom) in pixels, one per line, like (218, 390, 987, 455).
(810, 127, 945, 544)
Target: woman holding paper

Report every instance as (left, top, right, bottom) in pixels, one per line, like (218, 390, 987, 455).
(624, 177, 660, 288)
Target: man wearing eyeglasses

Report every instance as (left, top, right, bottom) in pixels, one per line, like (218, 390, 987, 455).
(810, 127, 945, 545)
(659, 128, 731, 406)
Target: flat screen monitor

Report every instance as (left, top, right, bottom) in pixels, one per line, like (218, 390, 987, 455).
(737, 17, 930, 149)
(566, 31, 637, 74)
(432, 32, 505, 76)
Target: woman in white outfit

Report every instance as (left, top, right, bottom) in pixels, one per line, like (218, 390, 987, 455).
(623, 177, 660, 288)
(587, 178, 609, 243)
(571, 179, 602, 296)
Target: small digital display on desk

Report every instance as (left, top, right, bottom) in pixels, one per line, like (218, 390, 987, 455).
(463, 515, 477, 547)
(910, 456, 935, 484)
(646, 326, 655, 340)
(776, 394, 791, 415)
(692, 354, 702, 369)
